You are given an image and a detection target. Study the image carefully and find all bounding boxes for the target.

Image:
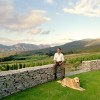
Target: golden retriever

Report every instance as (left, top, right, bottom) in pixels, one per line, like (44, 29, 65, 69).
(57, 77, 85, 91)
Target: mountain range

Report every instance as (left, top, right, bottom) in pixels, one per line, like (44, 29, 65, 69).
(0, 43, 50, 52)
(0, 39, 100, 54)
(15, 39, 100, 56)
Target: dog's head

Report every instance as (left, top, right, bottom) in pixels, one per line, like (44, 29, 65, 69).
(74, 77, 80, 85)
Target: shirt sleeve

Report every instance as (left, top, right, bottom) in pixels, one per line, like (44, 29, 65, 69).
(62, 54, 64, 61)
(54, 53, 56, 61)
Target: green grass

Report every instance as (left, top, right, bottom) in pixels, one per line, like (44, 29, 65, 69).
(2, 71, 100, 100)
(1, 53, 100, 71)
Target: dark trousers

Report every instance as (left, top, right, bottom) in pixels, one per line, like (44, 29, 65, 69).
(53, 61, 65, 77)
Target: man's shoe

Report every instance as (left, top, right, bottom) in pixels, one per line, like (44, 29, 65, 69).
(54, 73, 57, 80)
(54, 76, 57, 80)
(62, 76, 65, 79)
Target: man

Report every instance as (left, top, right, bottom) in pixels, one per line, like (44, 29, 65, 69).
(53, 48, 65, 80)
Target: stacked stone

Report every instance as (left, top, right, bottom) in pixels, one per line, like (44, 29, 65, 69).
(56, 66, 62, 78)
(0, 64, 62, 99)
(82, 60, 100, 71)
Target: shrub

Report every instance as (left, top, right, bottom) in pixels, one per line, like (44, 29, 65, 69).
(13, 64, 18, 70)
(6, 64, 10, 70)
(19, 64, 22, 69)
(23, 64, 26, 68)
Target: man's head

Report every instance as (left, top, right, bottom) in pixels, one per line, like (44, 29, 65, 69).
(57, 48, 61, 53)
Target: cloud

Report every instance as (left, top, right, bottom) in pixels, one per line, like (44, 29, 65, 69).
(60, 38, 75, 41)
(63, 0, 100, 17)
(2, 10, 50, 31)
(0, 35, 74, 46)
(0, 0, 51, 31)
(40, 30, 51, 35)
(0, 37, 42, 46)
(27, 28, 42, 35)
(26, 28, 51, 35)
(0, 37, 14, 45)
(0, 0, 13, 24)
(44, 0, 54, 4)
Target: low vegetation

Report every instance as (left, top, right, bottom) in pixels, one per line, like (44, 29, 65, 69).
(0, 55, 53, 71)
(0, 52, 100, 71)
(68, 53, 100, 68)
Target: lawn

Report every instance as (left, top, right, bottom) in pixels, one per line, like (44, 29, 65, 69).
(2, 71, 100, 100)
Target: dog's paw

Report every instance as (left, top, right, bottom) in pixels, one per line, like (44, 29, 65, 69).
(57, 80, 62, 83)
(61, 85, 66, 87)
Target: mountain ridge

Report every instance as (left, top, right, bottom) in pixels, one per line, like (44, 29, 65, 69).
(0, 43, 50, 52)
(0, 39, 100, 53)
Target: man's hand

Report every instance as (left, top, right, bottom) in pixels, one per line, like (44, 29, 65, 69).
(59, 61, 64, 65)
(59, 62, 63, 65)
(54, 60, 56, 64)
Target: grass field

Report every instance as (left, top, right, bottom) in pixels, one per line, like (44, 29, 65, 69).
(2, 70, 100, 100)
(0, 52, 100, 71)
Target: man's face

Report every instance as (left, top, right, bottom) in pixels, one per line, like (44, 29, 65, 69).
(57, 48, 61, 53)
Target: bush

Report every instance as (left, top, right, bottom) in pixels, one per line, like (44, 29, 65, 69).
(6, 64, 10, 70)
(13, 64, 18, 70)
(19, 64, 22, 69)
(0, 65, 7, 71)
(23, 64, 26, 68)
(68, 54, 100, 68)
(11, 65, 14, 70)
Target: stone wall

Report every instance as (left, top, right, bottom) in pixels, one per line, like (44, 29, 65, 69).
(0, 64, 61, 99)
(81, 60, 100, 71)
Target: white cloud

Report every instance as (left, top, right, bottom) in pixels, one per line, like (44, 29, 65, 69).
(0, 37, 41, 46)
(27, 29, 51, 35)
(27, 28, 42, 35)
(0, 0, 13, 24)
(0, 36, 71, 46)
(2, 10, 50, 31)
(0, 0, 51, 31)
(0, 37, 14, 45)
(44, 0, 54, 4)
(40, 30, 51, 35)
(63, 0, 100, 17)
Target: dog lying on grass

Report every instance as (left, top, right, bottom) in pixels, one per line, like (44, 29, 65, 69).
(57, 77, 85, 91)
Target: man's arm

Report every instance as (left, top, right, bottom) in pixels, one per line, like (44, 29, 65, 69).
(59, 54, 64, 65)
(54, 60, 56, 64)
(62, 54, 64, 62)
(54, 53, 57, 64)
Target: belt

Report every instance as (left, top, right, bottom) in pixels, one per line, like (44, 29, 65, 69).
(56, 61, 62, 63)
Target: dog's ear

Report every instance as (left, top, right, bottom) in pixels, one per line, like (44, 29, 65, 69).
(74, 78, 77, 82)
(72, 79, 76, 86)
(74, 77, 79, 80)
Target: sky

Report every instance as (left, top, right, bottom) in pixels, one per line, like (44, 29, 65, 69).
(0, 0, 100, 46)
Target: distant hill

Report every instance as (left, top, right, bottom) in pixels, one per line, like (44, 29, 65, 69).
(0, 43, 50, 52)
(18, 39, 100, 56)
(60, 39, 100, 52)
(0, 39, 100, 55)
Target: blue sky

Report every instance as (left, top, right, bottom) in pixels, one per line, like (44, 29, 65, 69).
(0, 0, 100, 46)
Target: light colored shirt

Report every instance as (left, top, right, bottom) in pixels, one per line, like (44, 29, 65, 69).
(54, 53, 64, 62)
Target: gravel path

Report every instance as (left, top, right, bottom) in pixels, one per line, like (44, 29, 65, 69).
(65, 70, 89, 77)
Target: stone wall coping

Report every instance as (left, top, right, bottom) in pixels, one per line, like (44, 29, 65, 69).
(82, 59, 100, 63)
(0, 64, 53, 76)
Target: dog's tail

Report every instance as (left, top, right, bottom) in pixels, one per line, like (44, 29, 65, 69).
(57, 80, 62, 84)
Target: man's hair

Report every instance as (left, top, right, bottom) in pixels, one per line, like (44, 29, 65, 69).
(57, 47, 61, 50)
